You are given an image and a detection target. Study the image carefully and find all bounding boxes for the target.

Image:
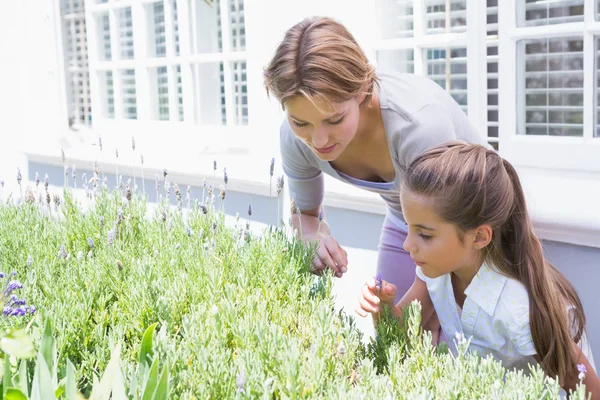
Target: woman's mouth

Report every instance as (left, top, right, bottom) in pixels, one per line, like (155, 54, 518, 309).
(315, 144, 336, 154)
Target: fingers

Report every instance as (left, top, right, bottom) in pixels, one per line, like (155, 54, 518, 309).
(316, 245, 339, 275)
(355, 281, 381, 318)
(325, 239, 348, 273)
(313, 237, 348, 278)
(378, 281, 398, 305)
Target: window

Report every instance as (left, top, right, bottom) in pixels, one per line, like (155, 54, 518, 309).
(375, 1, 493, 148)
(85, 0, 248, 128)
(498, 0, 600, 171)
(376, 0, 600, 167)
(59, 0, 91, 126)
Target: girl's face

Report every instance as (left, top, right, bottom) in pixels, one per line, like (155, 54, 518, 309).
(284, 94, 365, 161)
(400, 190, 480, 279)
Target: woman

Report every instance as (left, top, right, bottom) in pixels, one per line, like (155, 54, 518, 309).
(263, 16, 489, 340)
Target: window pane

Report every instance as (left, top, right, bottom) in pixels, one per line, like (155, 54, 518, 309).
(596, 37, 600, 137)
(378, 0, 414, 39)
(172, 0, 180, 56)
(229, 0, 245, 51)
(152, 66, 169, 120)
(487, 0, 499, 36)
(118, 7, 134, 60)
(487, 45, 499, 143)
(97, 13, 111, 61)
(175, 65, 184, 121)
(101, 71, 115, 118)
(518, 37, 584, 137)
(192, 62, 225, 124)
(518, 0, 584, 27)
(149, 2, 166, 58)
(121, 69, 137, 119)
(425, 0, 467, 35)
(190, 0, 222, 54)
(426, 47, 468, 114)
(376, 49, 415, 74)
(232, 61, 248, 125)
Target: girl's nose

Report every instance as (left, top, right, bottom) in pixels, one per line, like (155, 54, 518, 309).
(403, 235, 415, 253)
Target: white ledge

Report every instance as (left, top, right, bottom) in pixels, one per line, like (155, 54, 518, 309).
(16, 128, 600, 249)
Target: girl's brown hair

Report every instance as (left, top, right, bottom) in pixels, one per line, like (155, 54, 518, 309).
(403, 141, 586, 384)
(263, 16, 378, 110)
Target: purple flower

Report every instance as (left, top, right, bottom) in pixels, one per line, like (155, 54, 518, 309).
(29, 305, 36, 314)
(270, 158, 275, 177)
(5, 280, 23, 295)
(0, 273, 5, 279)
(87, 237, 94, 249)
(27, 255, 33, 267)
(375, 273, 383, 290)
(108, 229, 115, 245)
(247, 204, 252, 217)
(276, 175, 284, 196)
(3, 307, 11, 316)
(59, 245, 68, 259)
(16, 168, 22, 185)
(578, 363, 587, 380)
(223, 168, 228, 185)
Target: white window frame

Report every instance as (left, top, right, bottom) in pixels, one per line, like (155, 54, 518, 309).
(371, 0, 491, 146)
(83, 0, 259, 150)
(498, 0, 600, 172)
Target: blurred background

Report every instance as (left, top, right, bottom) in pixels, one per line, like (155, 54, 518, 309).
(0, 0, 599, 360)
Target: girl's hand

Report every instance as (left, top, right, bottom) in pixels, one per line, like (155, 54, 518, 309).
(355, 275, 398, 319)
(311, 234, 348, 278)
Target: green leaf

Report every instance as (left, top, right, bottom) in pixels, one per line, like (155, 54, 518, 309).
(0, 330, 35, 359)
(3, 353, 13, 396)
(40, 320, 54, 373)
(139, 323, 158, 367)
(66, 359, 76, 400)
(153, 362, 169, 400)
(91, 343, 122, 400)
(141, 357, 160, 400)
(30, 351, 54, 400)
(18, 360, 28, 397)
(4, 388, 28, 400)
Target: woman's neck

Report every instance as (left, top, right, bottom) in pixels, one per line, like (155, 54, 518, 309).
(354, 92, 383, 145)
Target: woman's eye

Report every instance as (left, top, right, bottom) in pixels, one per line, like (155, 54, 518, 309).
(328, 117, 344, 125)
(419, 233, 432, 240)
(293, 121, 308, 128)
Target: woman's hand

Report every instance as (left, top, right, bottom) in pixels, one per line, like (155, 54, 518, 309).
(311, 234, 348, 278)
(355, 275, 398, 320)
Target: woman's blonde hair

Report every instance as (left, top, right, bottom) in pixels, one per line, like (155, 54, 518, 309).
(263, 16, 378, 111)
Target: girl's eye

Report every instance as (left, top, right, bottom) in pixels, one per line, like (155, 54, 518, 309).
(293, 121, 308, 128)
(328, 117, 344, 125)
(419, 233, 432, 240)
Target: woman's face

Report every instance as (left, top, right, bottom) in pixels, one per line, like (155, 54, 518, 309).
(285, 94, 364, 161)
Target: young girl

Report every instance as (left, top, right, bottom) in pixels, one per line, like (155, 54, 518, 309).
(356, 141, 599, 396)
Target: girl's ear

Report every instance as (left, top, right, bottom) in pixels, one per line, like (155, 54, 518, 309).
(473, 224, 493, 250)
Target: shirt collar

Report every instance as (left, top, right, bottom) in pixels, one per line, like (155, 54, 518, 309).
(463, 263, 508, 316)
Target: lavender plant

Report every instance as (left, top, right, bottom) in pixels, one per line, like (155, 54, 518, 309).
(0, 168, 591, 399)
